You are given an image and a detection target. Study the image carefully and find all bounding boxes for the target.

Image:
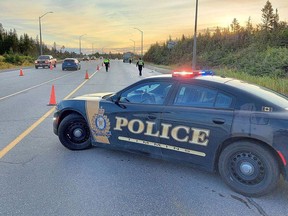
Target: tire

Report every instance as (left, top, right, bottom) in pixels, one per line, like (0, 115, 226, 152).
(35, 66, 38, 69)
(218, 141, 280, 197)
(58, 114, 91, 150)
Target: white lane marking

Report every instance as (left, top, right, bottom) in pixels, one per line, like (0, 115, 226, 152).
(0, 72, 78, 101)
(0, 70, 98, 158)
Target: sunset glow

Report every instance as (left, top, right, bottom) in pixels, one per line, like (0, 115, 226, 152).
(0, 0, 287, 54)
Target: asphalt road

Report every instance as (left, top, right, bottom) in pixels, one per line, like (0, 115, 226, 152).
(0, 60, 287, 216)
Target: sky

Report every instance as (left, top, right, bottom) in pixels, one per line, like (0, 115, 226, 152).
(0, 0, 287, 54)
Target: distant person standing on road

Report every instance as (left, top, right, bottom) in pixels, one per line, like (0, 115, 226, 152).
(103, 58, 110, 72)
(136, 58, 144, 76)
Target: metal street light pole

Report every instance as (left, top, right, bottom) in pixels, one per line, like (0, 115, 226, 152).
(39, 11, 53, 55)
(192, 0, 198, 69)
(129, 39, 135, 54)
(133, 27, 143, 57)
(79, 34, 86, 56)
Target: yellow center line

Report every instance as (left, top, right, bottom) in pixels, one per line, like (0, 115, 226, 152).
(0, 70, 98, 159)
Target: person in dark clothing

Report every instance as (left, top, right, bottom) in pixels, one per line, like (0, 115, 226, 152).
(136, 58, 144, 76)
(103, 58, 110, 72)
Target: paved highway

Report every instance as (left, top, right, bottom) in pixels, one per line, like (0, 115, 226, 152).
(0, 60, 287, 216)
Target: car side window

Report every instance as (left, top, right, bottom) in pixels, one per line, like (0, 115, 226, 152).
(173, 84, 232, 109)
(120, 82, 172, 105)
(215, 93, 233, 108)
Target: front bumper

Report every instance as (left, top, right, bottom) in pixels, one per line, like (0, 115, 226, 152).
(35, 63, 50, 67)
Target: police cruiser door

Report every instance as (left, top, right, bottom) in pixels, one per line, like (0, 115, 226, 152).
(160, 83, 234, 170)
(105, 81, 173, 156)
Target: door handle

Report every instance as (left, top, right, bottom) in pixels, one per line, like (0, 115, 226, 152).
(147, 115, 157, 120)
(213, 118, 225, 124)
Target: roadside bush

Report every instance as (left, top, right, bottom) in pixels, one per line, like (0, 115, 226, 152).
(3, 53, 34, 65)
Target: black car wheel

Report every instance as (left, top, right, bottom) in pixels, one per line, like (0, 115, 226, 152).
(58, 114, 91, 150)
(218, 141, 280, 197)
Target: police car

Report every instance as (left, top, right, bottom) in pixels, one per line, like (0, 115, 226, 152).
(53, 71, 288, 197)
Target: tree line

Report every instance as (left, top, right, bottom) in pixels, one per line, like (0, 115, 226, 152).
(0, 22, 124, 65)
(0, 23, 87, 64)
(144, 1, 288, 77)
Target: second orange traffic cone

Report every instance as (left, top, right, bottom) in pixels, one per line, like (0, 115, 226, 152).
(85, 70, 89, 79)
(19, 68, 24, 76)
(50, 64, 53, 70)
(48, 85, 57, 106)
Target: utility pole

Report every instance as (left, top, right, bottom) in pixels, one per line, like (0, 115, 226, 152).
(39, 11, 53, 55)
(134, 27, 143, 57)
(192, 0, 198, 69)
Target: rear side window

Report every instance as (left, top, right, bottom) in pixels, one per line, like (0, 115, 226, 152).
(64, 59, 75, 63)
(215, 93, 233, 108)
(173, 84, 233, 109)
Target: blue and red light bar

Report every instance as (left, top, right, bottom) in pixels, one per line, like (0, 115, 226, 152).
(172, 70, 214, 78)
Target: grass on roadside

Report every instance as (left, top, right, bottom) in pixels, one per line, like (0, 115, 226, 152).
(0, 55, 34, 70)
(0, 61, 33, 70)
(148, 63, 288, 95)
(216, 68, 288, 95)
(145, 63, 288, 95)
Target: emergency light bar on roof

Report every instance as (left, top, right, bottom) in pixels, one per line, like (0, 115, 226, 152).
(172, 70, 214, 78)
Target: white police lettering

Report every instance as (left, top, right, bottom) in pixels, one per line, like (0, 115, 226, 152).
(171, 126, 190, 142)
(144, 121, 160, 137)
(189, 128, 210, 146)
(128, 119, 144, 134)
(114, 117, 128, 131)
(114, 117, 210, 146)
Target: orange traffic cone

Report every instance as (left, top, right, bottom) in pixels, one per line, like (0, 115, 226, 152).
(85, 70, 89, 79)
(48, 85, 57, 106)
(97, 65, 99, 70)
(19, 68, 24, 76)
(50, 64, 53, 70)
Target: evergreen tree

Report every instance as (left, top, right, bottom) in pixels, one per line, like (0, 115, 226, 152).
(261, 0, 278, 31)
(231, 18, 240, 33)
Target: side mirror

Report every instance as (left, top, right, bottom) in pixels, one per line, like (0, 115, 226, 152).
(109, 94, 120, 102)
(110, 94, 126, 109)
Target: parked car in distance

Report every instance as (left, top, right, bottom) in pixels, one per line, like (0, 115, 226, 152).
(90, 56, 96, 60)
(82, 56, 90, 61)
(35, 55, 57, 69)
(62, 58, 81, 71)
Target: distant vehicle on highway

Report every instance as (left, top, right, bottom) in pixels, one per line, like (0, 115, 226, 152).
(53, 70, 288, 197)
(82, 56, 90, 61)
(90, 56, 96, 60)
(35, 55, 57, 69)
(62, 58, 81, 71)
(123, 52, 133, 63)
